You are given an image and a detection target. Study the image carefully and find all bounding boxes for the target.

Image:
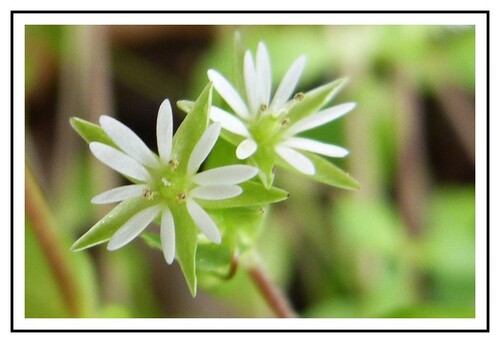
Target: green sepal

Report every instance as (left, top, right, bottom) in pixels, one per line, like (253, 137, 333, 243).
(139, 203, 200, 296)
(177, 99, 244, 148)
(250, 147, 277, 189)
(277, 151, 360, 190)
(287, 78, 348, 123)
(196, 181, 288, 209)
(172, 83, 213, 174)
(176, 100, 194, 114)
(70, 197, 155, 251)
(169, 203, 199, 297)
(70, 117, 117, 148)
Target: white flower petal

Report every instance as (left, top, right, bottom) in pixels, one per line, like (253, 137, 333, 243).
(89, 142, 151, 182)
(160, 207, 175, 265)
(187, 122, 221, 175)
(283, 137, 349, 158)
(244, 50, 258, 116)
(99, 115, 159, 169)
(269, 55, 306, 112)
(287, 102, 356, 136)
(193, 165, 258, 185)
(210, 106, 250, 137)
(186, 199, 221, 244)
(157, 99, 173, 164)
(107, 205, 161, 251)
(208, 69, 250, 119)
(191, 185, 242, 200)
(236, 138, 258, 160)
(256, 42, 272, 107)
(91, 184, 146, 204)
(275, 144, 315, 175)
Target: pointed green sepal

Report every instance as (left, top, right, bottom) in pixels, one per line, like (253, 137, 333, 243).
(70, 197, 155, 251)
(169, 203, 199, 297)
(277, 152, 360, 190)
(70, 117, 117, 148)
(172, 83, 213, 174)
(288, 78, 348, 123)
(196, 181, 288, 209)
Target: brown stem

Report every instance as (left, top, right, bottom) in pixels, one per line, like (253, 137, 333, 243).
(247, 260, 298, 318)
(25, 164, 81, 317)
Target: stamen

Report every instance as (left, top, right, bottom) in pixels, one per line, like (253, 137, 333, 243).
(294, 92, 305, 102)
(176, 192, 187, 202)
(260, 104, 268, 112)
(280, 117, 291, 128)
(143, 189, 156, 200)
(169, 159, 179, 169)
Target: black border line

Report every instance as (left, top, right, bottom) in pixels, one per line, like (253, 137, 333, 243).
(11, 10, 490, 333)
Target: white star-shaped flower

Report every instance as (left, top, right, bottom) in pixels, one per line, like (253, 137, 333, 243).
(207, 42, 355, 176)
(88, 99, 258, 264)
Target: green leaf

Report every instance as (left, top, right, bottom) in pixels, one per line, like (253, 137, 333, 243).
(70, 117, 117, 148)
(172, 83, 212, 174)
(288, 78, 348, 123)
(197, 206, 267, 289)
(211, 206, 266, 251)
(196, 181, 288, 209)
(169, 202, 199, 296)
(277, 151, 360, 190)
(71, 197, 155, 251)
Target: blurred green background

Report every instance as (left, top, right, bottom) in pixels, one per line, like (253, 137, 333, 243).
(25, 25, 475, 318)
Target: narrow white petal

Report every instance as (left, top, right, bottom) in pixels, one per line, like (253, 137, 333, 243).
(186, 199, 221, 243)
(91, 184, 146, 204)
(187, 122, 221, 175)
(193, 165, 258, 185)
(269, 55, 306, 112)
(256, 42, 272, 106)
(275, 144, 315, 175)
(283, 137, 349, 158)
(208, 69, 250, 119)
(244, 50, 258, 116)
(160, 207, 175, 264)
(99, 115, 159, 168)
(236, 138, 258, 160)
(89, 142, 151, 182)
(210, 106, 250, 137)
(157, 99, 173, 163)
(287, 102, 356, 136)
(191, 185, 242, 200)
(107, 205, 160, 251)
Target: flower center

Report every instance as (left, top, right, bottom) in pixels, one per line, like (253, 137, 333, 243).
(151, 160, 190, 206)
(247, 92, 305, 148)
(249, 112, 291, 148)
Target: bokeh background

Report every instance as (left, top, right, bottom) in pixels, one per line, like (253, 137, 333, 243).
(25, 25, 475, 318)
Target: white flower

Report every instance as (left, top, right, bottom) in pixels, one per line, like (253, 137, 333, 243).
(207, 42, 355, 176)
(89, 99, 258, 264)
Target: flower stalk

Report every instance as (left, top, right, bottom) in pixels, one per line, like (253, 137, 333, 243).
(246, 255, 298, 318)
